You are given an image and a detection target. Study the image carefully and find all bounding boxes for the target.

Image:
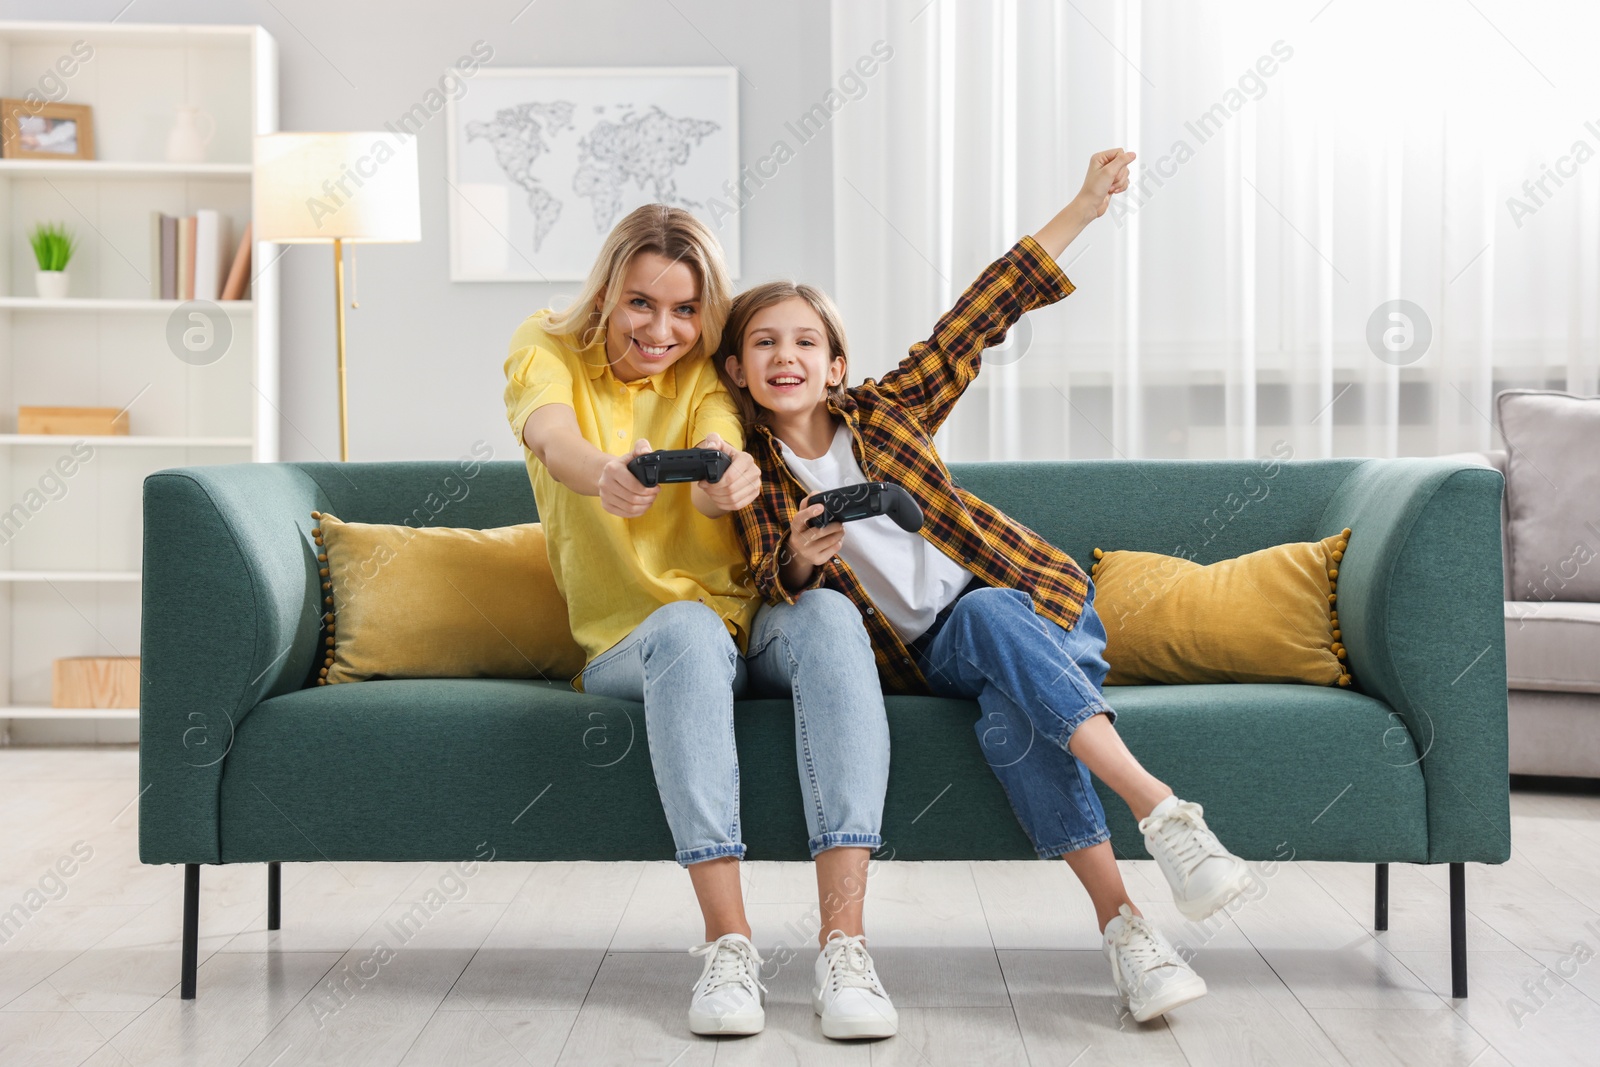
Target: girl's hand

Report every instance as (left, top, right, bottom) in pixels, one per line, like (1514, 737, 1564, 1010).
(1034, 149, 1136, 259)
(1076, 148, 1135, 220)
(787, 502, 845, 567)
(598, 438, 660, 518)
(696, 432, 762, 513)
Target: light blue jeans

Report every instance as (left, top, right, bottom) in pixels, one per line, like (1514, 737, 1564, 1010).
(914, 583, 1118, 859)
(581, 588, 889, 866)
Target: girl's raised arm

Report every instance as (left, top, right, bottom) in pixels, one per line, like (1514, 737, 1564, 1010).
(867, 149, 1132, 436)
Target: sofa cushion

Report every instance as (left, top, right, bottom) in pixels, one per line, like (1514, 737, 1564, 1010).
(314, 512, 586, 684)
(1505, 600, 1600, 693)
(1495, 390, 1600, 601)
(1508, 690, 1600, 776)
(1089, 531, 1352, 687)
(214, 678, 1425, 866)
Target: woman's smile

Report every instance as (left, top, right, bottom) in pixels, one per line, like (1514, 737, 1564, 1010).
(633, 337, 676, 361)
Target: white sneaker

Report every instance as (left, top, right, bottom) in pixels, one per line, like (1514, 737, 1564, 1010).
(1103, 904, 1208, 1021)
(1139, 795, 1252, 921)
(812, 930, 898, 1039)
(687, 932, 767, 1035)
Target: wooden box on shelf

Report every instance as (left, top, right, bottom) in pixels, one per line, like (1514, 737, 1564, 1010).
(17, 405, 129, 435)
(52, 656, 141, 708)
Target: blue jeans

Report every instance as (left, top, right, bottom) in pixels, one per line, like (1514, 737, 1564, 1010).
(914, 584, 1117, 859)
(581, 589, 889, 866)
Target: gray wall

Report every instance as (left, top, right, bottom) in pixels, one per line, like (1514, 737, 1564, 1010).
(3, 0, 836, 462)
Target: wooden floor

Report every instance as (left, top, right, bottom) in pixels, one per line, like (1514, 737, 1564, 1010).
(2, 749, 1598, 1066)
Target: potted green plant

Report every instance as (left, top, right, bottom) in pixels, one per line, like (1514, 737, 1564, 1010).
(29, 222, 77, 300)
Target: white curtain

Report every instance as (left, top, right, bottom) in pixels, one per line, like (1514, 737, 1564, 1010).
(830, 0, 1600, 461)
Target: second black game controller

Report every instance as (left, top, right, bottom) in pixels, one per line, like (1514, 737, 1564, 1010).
(805, 482, 924, 532)
(627, 448, 732, 488)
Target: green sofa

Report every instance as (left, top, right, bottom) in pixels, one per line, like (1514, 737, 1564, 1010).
(138, 456, 1510, 1000)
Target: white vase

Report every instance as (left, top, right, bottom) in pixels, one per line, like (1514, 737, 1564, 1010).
(35, 270, 69, 300)
(164, 106, 216, 164)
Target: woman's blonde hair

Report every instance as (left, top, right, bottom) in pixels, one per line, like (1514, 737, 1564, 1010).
(543, 204, 733, 364)
(717, 281, 851, 427)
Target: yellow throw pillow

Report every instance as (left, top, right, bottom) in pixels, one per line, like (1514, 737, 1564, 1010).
(1088, 528, 1352, 687)
(312, 511, 586, 684)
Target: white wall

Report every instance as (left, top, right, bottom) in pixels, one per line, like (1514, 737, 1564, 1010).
(0, 0, 836, 462)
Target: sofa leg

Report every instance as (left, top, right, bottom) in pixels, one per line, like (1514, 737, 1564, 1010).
(1450, 862, 1468, 998)
(267, 862, 281, 931)
(1374, 863, 1389, 931)
(181, 864, 199, 1000)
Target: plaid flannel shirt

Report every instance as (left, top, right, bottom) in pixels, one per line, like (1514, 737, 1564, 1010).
(732, 235, 1090, 694)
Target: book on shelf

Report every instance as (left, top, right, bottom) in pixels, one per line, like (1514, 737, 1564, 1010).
(150, 212, 249, 301)
(148, 212, 162, 299)
(193, 210, 230, 304)
(157, 213, 177, 300)
(182, 216, 197, 300)
(220, 222, 253, 301)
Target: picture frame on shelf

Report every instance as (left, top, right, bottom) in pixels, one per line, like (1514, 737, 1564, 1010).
(0, 99, 95, 160)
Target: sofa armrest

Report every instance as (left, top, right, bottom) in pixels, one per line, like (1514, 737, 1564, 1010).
(1439, 450, 1511, 600)
(1319, 458, 1511, 864)
(139, 465, 326, 864)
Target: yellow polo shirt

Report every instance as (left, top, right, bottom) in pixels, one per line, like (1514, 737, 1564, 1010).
(503, 311, 758, 674)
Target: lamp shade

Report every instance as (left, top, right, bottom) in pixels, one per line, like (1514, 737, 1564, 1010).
(254, 132, 421, 243)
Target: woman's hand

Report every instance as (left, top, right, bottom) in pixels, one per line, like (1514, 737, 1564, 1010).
(598, 438, 660, 518)
(693, 432, 761, 515)
(787, 502, 845, 568)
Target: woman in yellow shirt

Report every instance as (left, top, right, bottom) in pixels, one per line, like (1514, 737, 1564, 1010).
(504, 205, 895, 1040)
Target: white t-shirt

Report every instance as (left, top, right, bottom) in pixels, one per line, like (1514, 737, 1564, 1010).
(776, 422, 974, 643)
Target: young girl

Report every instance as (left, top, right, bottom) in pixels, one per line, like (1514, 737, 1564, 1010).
(504, 204, 897, 1040)
(721, 152, 1254, 1023)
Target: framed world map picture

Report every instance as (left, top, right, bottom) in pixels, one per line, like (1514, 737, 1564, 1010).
(447, 66, 740, 282)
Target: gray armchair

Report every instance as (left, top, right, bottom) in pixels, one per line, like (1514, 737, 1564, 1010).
(1459, 389, 1600, 778)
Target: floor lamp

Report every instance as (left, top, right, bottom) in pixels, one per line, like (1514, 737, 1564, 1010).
(254, 133, 421, 461)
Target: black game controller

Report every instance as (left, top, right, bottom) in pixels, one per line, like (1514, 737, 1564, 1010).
(627, 448, 732, 488)
(805, 482, 924, 532)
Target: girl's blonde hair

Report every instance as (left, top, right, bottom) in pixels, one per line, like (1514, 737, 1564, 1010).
(543, 204, 732, 364)
(718, 281, 851, 427)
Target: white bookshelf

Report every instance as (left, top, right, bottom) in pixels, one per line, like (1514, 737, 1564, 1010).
(0, 21, 279, 742)
(0, 297, 254, 311)
(2, 705, 139, 720)
(0, 159, 253, 177)
(0, 570, 140, 581)
(0, 433, 255, 446)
